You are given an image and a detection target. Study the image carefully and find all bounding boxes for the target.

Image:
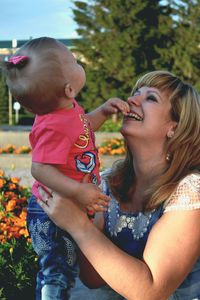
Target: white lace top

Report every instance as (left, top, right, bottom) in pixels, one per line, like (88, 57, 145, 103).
(163, 173, 200, 213)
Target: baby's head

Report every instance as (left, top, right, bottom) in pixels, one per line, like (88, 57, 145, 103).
(2, 37, 86, 114)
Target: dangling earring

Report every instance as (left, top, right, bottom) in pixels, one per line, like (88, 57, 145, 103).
(166, 153, 171, 162)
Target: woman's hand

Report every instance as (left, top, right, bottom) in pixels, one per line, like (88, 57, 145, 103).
(37, 186, 88, 233)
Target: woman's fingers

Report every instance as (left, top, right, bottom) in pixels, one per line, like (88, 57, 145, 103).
(37, 197, 51, 211)
(38, 186, 52, 199)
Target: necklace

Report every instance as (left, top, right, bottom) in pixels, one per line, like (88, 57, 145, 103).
(107, 198, 154, 240)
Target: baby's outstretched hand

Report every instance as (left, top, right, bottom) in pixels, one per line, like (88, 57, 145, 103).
(76, 182, 111, 211)
(75, 174, 111, 211)
(102, 97, 130, 116)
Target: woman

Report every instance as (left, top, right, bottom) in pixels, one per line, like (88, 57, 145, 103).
(38, 71, 200, 300)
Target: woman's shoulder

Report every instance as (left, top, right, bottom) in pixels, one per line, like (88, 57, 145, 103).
(180, 172, 200, 186)
(163, 172, 200, 213)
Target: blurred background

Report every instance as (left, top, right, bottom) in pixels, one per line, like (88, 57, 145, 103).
(1, 0, 200, 126)
(0, 2, 200, 298)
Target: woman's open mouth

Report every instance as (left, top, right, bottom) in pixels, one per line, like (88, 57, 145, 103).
(125, 112, 143, 121)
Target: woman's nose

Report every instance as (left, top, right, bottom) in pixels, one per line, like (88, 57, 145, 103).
(127, 95, 141, 106)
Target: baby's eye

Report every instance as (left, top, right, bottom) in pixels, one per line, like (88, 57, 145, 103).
(147, 95, 157, 102)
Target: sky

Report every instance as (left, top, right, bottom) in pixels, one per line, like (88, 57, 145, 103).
(0, 0, 81, 41)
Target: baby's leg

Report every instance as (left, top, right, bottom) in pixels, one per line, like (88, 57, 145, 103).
(27, 195, 77, 299)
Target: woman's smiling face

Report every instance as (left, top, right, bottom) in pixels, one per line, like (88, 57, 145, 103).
(121, 86, 176, 144)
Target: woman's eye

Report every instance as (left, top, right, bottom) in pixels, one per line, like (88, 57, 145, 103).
(147, 95, 157, 102)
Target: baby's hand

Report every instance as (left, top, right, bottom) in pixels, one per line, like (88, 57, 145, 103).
(76, 182, 111, 211)
(101, 97, 130, 116)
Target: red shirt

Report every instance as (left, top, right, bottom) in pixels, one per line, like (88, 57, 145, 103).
(29, 100, 100, 197)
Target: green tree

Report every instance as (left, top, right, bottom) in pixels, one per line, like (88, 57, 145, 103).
(72, 0, 174, 110)
(169, 0, 200, 89)
(0, 70, 8, 125)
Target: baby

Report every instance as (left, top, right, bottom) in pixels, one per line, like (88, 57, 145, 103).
(2, 37, 129, 300)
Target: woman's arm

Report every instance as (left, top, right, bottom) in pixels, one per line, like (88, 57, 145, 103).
(78, 212, 106, 289)
(38, 192, 200, 300)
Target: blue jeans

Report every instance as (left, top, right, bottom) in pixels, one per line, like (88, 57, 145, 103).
(27, 196, 78, 300)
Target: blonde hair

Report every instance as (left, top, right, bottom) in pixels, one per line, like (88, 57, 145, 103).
(108, 71, 200, 210)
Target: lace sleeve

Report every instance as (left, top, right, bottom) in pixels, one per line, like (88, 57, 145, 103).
(163, 173, 200, 213)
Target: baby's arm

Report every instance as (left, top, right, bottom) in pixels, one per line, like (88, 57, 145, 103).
(87, 98, 130, 131)
(78, 212, 106, 288)
(31, 162, 110, 210)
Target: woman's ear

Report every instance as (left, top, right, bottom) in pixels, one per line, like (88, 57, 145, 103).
(64, 83, 76, 98)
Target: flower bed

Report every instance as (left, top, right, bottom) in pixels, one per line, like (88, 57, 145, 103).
(0, 169, 37, 299)
(0, 144, 32, 154)
(0, 169, 30, 243)
(0, 138, 126, 157)
(98, 137, 125, 155)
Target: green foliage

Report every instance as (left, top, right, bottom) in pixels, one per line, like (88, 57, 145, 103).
(73, 0, 200, 111)
(0, 171, 37, 299)
(98, 118, 122, 132)
(0, 70, 8, 125)
(168, 0, 200, 90)
(0, 238, 37, 300)
(72, 0, 176, 110)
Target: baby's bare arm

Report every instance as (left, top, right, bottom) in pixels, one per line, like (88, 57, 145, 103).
(31, 162, 110, 210)
(87, 98, 130, 131)
(31, 162, 80, 198)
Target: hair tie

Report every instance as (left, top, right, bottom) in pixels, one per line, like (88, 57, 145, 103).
(8, 55, 29, 65)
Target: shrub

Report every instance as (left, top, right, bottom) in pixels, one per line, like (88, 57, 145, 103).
(98, 118, 122, 132)
(0, 169, 37, 299)
(98, 137, 125, 155)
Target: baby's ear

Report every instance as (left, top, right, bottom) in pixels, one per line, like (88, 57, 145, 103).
(64, 83, 76, 98)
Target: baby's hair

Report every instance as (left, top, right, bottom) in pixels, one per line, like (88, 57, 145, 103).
(2, 37, 70, 114)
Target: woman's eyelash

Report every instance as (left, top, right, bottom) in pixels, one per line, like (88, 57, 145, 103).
(147, 95, 157, 102)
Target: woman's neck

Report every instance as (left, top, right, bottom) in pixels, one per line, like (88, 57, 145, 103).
(130, 143, 167, 189)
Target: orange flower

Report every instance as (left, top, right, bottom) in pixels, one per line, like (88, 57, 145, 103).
(0, 169, 31, 243)
(8, 183, 16, 190)
(13, 216, 26, 227)
(11, 177, 20, 184)
(6, 199, 17, 212)
(19, 210, 27, 220)
(0, 169, 4, 176)
(19, 228, 29, 237)
(4, 191, 16, 199)
(0, 178, 5, 188)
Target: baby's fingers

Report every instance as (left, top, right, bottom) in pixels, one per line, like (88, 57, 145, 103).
(115, 100, 130, 113)
(95, 199, 109, 208)
(90, 204, 108, 213)
(98, 193, 111, 202)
